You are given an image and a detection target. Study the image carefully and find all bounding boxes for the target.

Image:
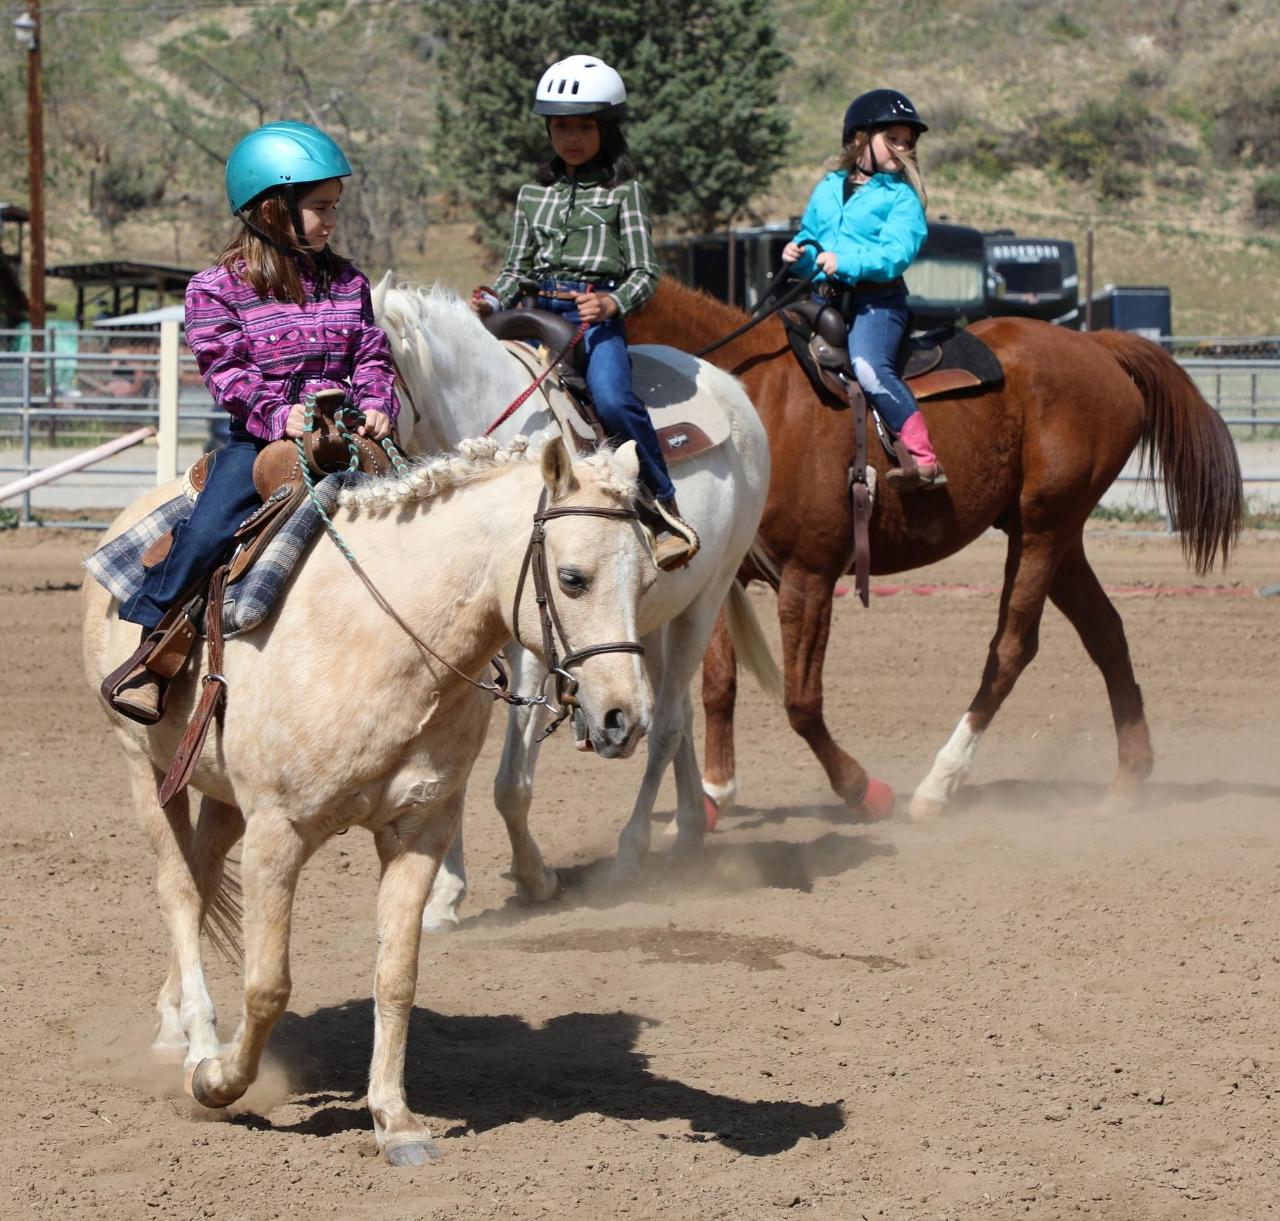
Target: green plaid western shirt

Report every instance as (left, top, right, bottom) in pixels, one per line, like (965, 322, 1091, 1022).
(492, 173, 659, 316)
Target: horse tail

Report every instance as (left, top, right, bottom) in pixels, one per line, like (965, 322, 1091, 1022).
(204, 855, 244, 967)
(1089, 330, 1243, 573)
(724, 580, 783, 704)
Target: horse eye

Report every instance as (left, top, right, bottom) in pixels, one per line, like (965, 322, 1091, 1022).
(558, 567, 588, 594)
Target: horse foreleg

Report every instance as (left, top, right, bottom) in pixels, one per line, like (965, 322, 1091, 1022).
(188, 811, 309, 1109)
(1048, 536, 1154, 805)
(700, 609, 739, 813)
(671, 689, 710, 849)
(367, 796, 459, 1167)
(910, 528, 1061, 819)
(492, 645, 557, 903)
(777, 565, 882, 813)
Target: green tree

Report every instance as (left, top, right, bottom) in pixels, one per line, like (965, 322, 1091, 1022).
(427, 0, 790, 249)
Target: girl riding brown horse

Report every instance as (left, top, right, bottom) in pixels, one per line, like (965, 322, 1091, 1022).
(626, 277, 1242, 821)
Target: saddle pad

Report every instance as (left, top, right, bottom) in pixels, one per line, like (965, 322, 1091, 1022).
(630, 347, 732, 466)
(502, 340, 731, 467)
(84, 471, 365, 637)
(909, 326, 1005, 399)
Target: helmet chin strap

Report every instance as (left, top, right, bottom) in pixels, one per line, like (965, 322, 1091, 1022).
(235, 185, 325, 261)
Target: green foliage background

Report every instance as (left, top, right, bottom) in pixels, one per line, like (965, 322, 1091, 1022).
(2, 0, 1279, 332)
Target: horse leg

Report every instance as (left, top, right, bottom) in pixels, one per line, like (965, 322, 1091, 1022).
(700, 609, 739, 813)
(188, 811, 310, 1108)
(777, 564, 885, 813)
(910, 527, 1062, 819)
(492, 645, 557, 903)
(367, 795, 462, 1166)
(618, 599, 723, 869)
(421, 817, 467, 934)
(124, 753, 223, 1068)
(671, 689, 711, 849)
(1048, 536, 1154, 804)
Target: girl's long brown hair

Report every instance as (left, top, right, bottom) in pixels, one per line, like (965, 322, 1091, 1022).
(836, 130, 928, 209)
(218, 192, 345, 303)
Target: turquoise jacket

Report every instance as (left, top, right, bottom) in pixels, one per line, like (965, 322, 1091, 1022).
(792, 171, 927, 287)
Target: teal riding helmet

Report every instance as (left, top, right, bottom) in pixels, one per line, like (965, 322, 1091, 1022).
(225, 121, 351, 215)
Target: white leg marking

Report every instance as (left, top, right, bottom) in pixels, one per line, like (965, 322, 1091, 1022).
(911, 714, 984, 818)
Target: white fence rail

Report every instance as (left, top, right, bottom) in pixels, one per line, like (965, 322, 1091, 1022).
(1, 327, 1278, 525)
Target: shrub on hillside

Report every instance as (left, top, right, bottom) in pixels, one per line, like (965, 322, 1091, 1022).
(1254, 175, 1280, 227)
(1213, 81, 1280, 168)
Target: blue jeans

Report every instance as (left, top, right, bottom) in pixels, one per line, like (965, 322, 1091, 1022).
(120, 422, 267, 631)
(535, 283, 675, 502)
(842, 289, 917, 434)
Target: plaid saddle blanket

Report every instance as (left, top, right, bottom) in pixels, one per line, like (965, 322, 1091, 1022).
(83, 471, 365, 636)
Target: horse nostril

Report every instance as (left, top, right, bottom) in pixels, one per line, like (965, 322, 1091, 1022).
(603, 708, 629, 744)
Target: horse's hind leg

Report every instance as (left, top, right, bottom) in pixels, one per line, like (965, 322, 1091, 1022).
(700, 609, 740, 812)
(1048, 536, 1153, 804)
(910, 526, 1062, 820)
(125, 753, 227, 1068)
(189, 811, 310, 1108)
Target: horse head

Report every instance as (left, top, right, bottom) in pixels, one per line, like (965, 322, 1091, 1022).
(512, 436, 655, 758)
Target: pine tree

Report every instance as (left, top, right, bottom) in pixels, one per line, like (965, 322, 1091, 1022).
(427, 0, 790, 249)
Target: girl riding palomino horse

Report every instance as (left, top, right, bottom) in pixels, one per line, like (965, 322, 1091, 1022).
(782, 88, 944, 491)
(106, 121, 398, 723)
(470, 53, 700, 571)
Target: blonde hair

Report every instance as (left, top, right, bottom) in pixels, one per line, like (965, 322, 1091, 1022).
(837, 130, 928, 209)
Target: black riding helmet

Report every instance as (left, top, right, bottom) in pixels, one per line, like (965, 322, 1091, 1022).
(841, 89, 928, 148)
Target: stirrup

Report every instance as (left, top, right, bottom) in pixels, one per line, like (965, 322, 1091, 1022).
(653, 499, 700, 571)
(886, 461, 947, 493)
(104, 634, 169, 725)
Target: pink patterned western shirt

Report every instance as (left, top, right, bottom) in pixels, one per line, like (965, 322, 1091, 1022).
(184, 259, 398, 442)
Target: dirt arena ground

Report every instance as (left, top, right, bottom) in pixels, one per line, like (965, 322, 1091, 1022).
(2, 524, 1278, 1220)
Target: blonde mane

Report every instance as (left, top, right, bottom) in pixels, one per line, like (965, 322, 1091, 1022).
(337, 434, 639, 513)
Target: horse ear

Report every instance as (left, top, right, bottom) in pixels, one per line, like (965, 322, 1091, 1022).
(540, 436, 578, 501)
(613, 440, 640, 483)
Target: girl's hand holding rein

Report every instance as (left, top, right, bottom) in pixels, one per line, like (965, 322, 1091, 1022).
(357, 410, 392, 441)
(284, 402, 308, 438)
(574, 291, 618, 324)
(815, 251, 838, 276)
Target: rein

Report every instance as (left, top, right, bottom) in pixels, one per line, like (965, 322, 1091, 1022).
(484, 318, 589, 436)
(691, 241, 825, 358)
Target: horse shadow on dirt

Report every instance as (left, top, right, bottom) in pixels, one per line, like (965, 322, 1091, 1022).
(949, 776, 1280, 815)
(238, 1001, 845, 1157)
(467, 815, 896, 931)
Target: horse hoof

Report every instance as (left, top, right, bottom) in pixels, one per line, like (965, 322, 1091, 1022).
(908, 793, 946, 822)
(421, 913, 460, 935)
(187, 1058, 234, 1110)
(519, 868, 559, 904)
(704, 794, 719, 833)
(859, 778, 896, 822)
(385, 1139, 441, 1167)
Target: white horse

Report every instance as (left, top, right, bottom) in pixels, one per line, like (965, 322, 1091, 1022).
(83, 436, 656, 1164)
(373, 279, 778, 928)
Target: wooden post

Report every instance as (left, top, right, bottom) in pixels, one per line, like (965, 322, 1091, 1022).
(25, 0, 44, 337)
(156, 318, 180, 484)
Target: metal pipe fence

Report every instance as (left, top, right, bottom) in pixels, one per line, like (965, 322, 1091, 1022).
(2, 327, 1279, 526)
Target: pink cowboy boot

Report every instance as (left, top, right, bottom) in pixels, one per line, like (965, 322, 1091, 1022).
(886, 410, 947, 493)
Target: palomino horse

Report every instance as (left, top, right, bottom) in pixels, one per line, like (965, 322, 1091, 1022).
(626, 277, 1243, 818)
(83, 437, 655, 1164)
(372, 280, 775, 925)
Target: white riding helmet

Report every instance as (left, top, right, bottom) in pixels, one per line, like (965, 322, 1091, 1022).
(533, 54, 627, 120)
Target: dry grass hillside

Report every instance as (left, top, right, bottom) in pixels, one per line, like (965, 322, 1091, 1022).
(2, 0, 1277, 334)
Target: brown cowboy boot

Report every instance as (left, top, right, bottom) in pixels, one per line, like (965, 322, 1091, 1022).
(106, 629, 169, 724)
(652, 497, 700, 571)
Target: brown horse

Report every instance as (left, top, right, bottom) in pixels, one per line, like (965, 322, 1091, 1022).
(627, 278, 1242, 819)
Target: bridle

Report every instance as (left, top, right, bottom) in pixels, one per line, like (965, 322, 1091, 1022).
(319, 479, 644, 741)
(512, 488, 646, 739)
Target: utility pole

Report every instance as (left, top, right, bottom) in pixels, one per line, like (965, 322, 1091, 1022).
(14, 2, 44, 336)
